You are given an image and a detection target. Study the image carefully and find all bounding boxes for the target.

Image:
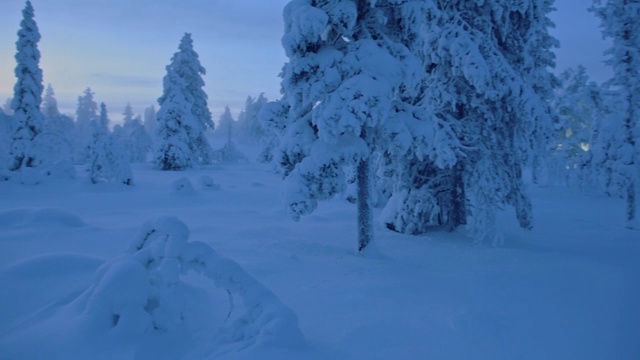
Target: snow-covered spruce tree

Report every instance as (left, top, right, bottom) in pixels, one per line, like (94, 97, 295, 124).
(41, 84, 59, 120)
(414, 0, 556, 243)
(158, 33, 213, 165)
(373, 3, 462, 235)
(113, 104, 151, 163)
(88, 103, 133, 185)
(143, 105, 157, 136)
(74, 88, 98, 164)
(9, 0, 45, 172)
(154, 67, 199, 171)
(217, 105, 235, 144)
(591, 0, 640, 227)
(38, 84, 75, 174)
(500, 0, 559, 185)
(268, 0, 457, 252)
(212, 106, 247, 163)
(237, 93, 269, 142)
(548, 66, 604, 187)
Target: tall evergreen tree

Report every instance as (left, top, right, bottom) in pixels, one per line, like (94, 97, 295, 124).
(390, 0, 556, 243)
(39, 83, 75, 170)
(237, 93, 269, 142)
(41, 84, 60, 120)
(74, 88, 98, 164)
(113, 104, 151, 163)
(143, 105, 157, 136)
(591, 0, 640, 227)
(217, 105, 235, 145)
(154, 67, 199, 170)
(9, 0, 45, 172)
(548, 66, 605, 187)
(158, 33, 213, 165)
(269, 0, 457, 252)
(88, 103, 133, 185)
(122, 103, 134, 123)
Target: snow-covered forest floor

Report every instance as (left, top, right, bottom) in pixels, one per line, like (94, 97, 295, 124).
(1, 142, 638, 359)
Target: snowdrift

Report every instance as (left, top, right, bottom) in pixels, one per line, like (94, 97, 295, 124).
(0, 216, 305, 358)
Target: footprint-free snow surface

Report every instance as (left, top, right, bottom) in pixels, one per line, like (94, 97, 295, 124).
(1, 145, 639, 359)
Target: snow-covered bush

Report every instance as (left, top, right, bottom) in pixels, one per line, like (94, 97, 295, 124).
(57, 216, 305, 353)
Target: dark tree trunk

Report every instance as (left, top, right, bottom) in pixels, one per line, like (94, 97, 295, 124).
(449, 162, 467, 230)
(357, 128, 372, 252)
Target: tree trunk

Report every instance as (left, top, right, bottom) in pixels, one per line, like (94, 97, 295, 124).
(449, 162, 467, 230)
(357, 128, 373, 252)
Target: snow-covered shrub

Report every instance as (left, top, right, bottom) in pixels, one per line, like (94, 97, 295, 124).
(57, 216, 305, 352)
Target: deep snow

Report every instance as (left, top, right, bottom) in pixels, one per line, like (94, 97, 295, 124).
(0, 143, 638, 359)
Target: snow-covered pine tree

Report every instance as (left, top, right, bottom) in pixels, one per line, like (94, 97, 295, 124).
(122, 103, 134, 123)
(126, 115, 152, 163)
(217, 105, 235, 145)
(154, 67, 199, 171)
(113, 104, 151, 163)
(589, 86, 623, 196)
(269, 0, 457, 252)
(549, 66, 604, 187)
(414, 0, 556, 244)
(143, 105, 157, 136)
(41, 84, 60, 120)
(88, 103, 133, 185)
(9, 0, 45, 172)
(74, 88, 98, 164)
(503, 0, 560, 185)
(591, 0, 640, 227)
(158, 33, 213, 165)
(212, 106, 247, 163)
(39, 84, 75, 172)
(237, 93, 269, 142)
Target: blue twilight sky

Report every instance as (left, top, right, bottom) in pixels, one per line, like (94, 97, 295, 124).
(0, 0, 610, 123)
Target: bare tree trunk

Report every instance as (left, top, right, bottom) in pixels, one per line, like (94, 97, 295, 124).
(449, 162, 467, 230)
(357, 128, 372, 252)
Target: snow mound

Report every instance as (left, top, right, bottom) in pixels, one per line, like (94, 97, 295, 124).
(0, 207, 86, 228)
(0, 216, 305, 358)
(0, 253, 104, 327)
(16, 167, 45, 185)
(171, 176, 196, 195)
(47, 159, 77, 179)
(198, 175, 220, 190)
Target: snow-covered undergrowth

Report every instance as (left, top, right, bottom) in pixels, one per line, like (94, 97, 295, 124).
(0, 143, 639, 359)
